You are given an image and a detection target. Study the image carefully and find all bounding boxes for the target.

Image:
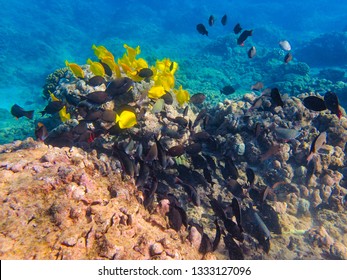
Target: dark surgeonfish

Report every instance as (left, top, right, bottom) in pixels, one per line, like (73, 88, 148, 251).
(284, 52, 293, 63)
(84, 91, 109, 104)
(270, 88, 284, 107)
(106, 77, 133, 97)
(246, 167, 255, 187)
(40, 101, 65, 116)
(303, 96, 327, 111)
(190, 93, 206, 105)
(35, 122, 48, 141)
(208, 15, 215, 26)
(242, 206, 271, 253)
(233, 23, 242, 34)
(237, 30, 253, 46)
(223, 232, 244, 260)
(11, 104, 34, 119)
(87, 76, 105, 87)
(100, 61, 113, 76)
(324, 91, 342, 119)
(221, 14, 227, 26)
(247, 46, 256, 58)
(196, 23, 208, 36)
(307, 131, 327, 163)
(220, 85, 236, 95)
(137, 68, 153, 78)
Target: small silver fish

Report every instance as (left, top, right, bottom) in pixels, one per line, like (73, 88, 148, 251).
(279, 40, 291, 51)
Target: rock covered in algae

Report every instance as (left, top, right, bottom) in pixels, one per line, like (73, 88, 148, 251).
(0, 138, 204, 260)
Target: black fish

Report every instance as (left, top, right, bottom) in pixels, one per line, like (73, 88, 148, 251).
(242, 206, 271, 253)
(84, 91, 109, 104)
(192, 131, 211, 142)
(11, 104, 34, 119)
(175, 177, 201, 207)
(223, 218, 244, 242)
(220, 85, 236, 95)
(221, 14, 227, 26)
(284, 52, 293, 63)
(35, 122, 48, 141)
(231, 198, 243, 232)
(183, 105, 189, 117)
(246, 168, 255, 187)
(135, 160, 150, 187)
(72, 121, 88, 135)
(167, 206, 183, 231)
(168, 145, 185, 157)
(223, 157, 239, 180)
(44, 131, 74, 148)
(113, 145, 135, 178)
(226, 179, 244, 198)
(258, 203, 282, 234)
(185, 143, 202, 155)
(192, 109, 207, 128)
(203, 167, 214, 186)
(303, 96, 327, 111)
(223, 233, 244, 260)
(247, 46, 256, 58)
(200, 233, 213, 254)
(270, 88, 284, 107)
(324, 91, 342, 119)
(233, 23, 242, 34)
(191, 154, 207, 169)
(100, 61, 113, 76)
(88, 76, 105, 86)
(138, 68, 153, 78)
(144, 142, 158, 162)
(162, 91, 174, 105)
(155, 137, 168, 168)
(101, 110, 117, 122)
(212, 220, 221, 251)
(170, 116, 188, 127)
(41, 101, 65, 116)
(106, 77, 133, 97)
(84, 109, 103, 122)
(237, 30, 253, 46)
(190, 93, 206, 105)
(208, 15, 215, 26)
(196, 23, 208, 36)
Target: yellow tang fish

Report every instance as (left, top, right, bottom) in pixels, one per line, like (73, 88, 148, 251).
(49, 90, 60, 101)
(65, 60, 84, 78)
(59, 105, 70, 123)
(87, 58, 105, 77)
(115, 109, 137, 129)
(148, 85, 166, 99)
(174, 85, 190, 106)
(92, 44, 115, 61)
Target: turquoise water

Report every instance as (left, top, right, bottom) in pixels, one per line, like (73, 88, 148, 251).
(0, 0, 346, 143)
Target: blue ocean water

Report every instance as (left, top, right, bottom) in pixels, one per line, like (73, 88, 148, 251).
(0, 0, 346, 143)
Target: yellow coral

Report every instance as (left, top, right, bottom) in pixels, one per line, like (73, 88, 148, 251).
(174, 85, 190, 106)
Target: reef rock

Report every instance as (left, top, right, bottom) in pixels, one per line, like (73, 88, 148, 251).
(0, 138, 203, 260)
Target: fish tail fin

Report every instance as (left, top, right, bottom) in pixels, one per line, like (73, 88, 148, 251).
(25, 110, 34, 120)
